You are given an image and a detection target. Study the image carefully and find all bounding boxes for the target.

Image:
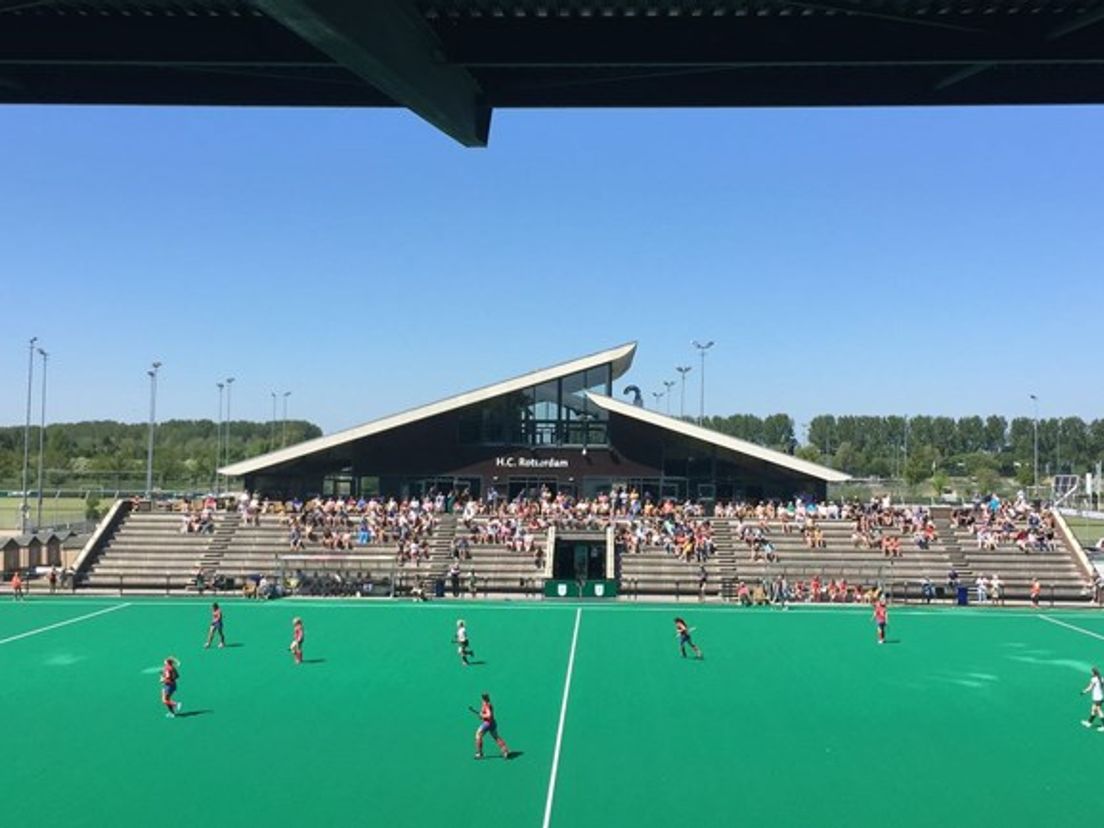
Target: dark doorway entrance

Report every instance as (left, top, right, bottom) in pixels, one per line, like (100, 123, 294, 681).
(552, 537, 606, 580)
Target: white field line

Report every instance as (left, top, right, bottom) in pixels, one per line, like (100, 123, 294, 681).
(0, 602, 130, 646)
(543, 607, 582, 828)
(1039, 614, 1104, 643)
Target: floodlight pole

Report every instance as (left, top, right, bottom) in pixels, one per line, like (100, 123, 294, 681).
(215, 382, 224, 496)
(282, 391, 292, 446)
(903, 414, 909, 475)
(224, 377, 235, 470)
(20, 336, 38, 535)
(662, 380, 676, 415)
(651, 390, 664, 411)
(675, 366, 692, 419)
(146, 362, 162, 499)
(1056, 415, 1062, 475)
(1030, 394, 1039, 490)
(271, 391, 278, 451)
(35, 348, 48, 531)
(692, 340, 714, 426)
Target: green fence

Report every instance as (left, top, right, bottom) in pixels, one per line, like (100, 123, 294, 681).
(543, 579, 618, 598)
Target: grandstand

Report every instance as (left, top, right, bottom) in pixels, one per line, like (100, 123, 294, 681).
(28, 345, 1088, 605)
(79, 509, 228, 593)
(66, 494, 1093, 604)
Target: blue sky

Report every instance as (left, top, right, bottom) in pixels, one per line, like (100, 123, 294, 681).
(1, 104, 1101, 436)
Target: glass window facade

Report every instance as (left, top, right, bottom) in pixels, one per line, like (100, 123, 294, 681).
(458, 364, 612, 447)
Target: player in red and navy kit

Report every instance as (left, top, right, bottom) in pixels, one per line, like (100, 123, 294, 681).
(160, 657, 181, 717)
(873, 598, 888, 644)
(290, 617, 304, 664)
(204, 602, 225, 649)
(474, 693, 510, 760)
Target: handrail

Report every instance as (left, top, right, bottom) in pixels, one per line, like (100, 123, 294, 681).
(544, 525, 556, 579)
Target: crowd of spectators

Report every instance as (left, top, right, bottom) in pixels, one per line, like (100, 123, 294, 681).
(179, 506, 215, 535)
(271, 495, 440, 565)
(182, 488, 1085, 605)
(950, 492, 1058, 554)
(733, 574, 884, 606)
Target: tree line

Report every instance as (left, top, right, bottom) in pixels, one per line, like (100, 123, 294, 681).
(703, 413, 1103, 487)
(0, 413, 1099, 492)
(0, 419, 322, 491)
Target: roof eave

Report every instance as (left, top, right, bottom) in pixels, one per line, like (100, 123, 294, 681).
(586, 392, 850, 484)
(220, 341, 637, 478)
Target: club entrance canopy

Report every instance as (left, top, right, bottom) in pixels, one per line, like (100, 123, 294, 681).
(220, 342, 848, 502)
(2, 0, 1103, 146)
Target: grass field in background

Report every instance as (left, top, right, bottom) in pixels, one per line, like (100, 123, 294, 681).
(1064, 515, 1104, 548)
(3, 599, 1104, 828)
(0, 496, 87, 531)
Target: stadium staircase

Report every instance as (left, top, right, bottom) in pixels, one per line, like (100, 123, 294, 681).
(932, 514, 974, 586)
(416, 512, 457, 591)
(81, 510, 223, 593)
(187, 511, 240, 591)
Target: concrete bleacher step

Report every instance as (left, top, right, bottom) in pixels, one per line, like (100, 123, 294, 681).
(80, 510, 226, 589)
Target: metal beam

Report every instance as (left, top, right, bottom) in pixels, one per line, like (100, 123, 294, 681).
(1048, 5, 1104, 40)
(254, 0, 490, 146)
(936, 2, 1104, 92)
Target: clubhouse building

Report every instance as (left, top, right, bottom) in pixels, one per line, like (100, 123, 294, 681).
(221, 343, 847, 503)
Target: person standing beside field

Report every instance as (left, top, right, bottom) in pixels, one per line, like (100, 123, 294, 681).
(1082, 667, 1104, 731)
(873, 598, 888, 644)
(1030, 578, 1041, 609)
(674, 617, 702, 659)
(473, 693, 510, 760)
(290, 617, 304, 665)
(11, 571, 24, 601)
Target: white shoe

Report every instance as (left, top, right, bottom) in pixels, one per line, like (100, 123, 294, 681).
(175, 702, 182, 714)
(1082, 720, 1093, 728)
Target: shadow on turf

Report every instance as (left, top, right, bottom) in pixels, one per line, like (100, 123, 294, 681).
(177, 709, 213, 718)
(223, 643, 245, 649)
(465, 660, 487, 667)
(301, 658, 326, 664)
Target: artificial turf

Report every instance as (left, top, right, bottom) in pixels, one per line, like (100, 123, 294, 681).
(2, 598, 1102, 828)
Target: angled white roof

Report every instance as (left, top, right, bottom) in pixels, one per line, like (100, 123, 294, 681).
(585, 392, 851, 483)
(220, 342, 637, 477)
